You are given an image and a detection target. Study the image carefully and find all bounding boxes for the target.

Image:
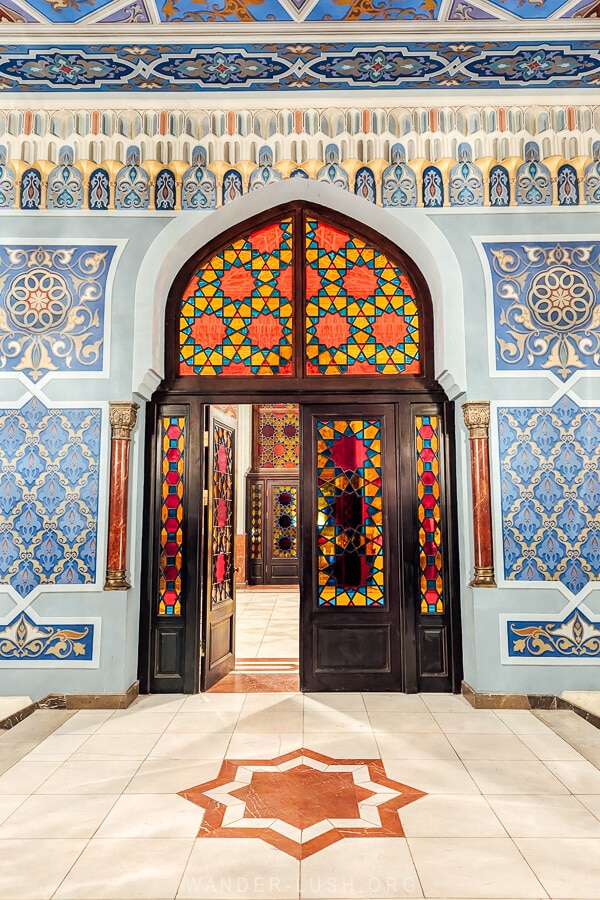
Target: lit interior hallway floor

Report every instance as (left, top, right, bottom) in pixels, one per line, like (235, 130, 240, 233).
(1, 695, 600, 899)
(235, 587, 299, 659)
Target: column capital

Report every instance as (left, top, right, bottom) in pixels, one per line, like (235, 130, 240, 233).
(461, 401, 490, 439)
(109, 401, 140, 440)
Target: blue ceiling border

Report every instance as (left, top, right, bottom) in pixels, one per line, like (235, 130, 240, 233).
(0, 42, 599, 90)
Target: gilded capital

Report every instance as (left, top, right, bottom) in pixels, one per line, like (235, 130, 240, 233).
(462, 401, 490, 439)
(109, 401, 140, 440)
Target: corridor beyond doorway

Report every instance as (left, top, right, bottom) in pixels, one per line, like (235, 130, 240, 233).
(209, 587, 300, 692)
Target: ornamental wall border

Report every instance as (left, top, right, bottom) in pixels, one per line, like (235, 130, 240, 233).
(2, 139, 600, 211)
(1, 103, 600, 167)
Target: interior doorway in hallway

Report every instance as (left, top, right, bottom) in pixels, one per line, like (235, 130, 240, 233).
(233, 586, 300, 691)
(213, 401, 301, 692)
(141, 202, 462, 696)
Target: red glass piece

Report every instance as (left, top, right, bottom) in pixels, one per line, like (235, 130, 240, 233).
(215, 552, 226, 584)
(329, 434, 369, 471)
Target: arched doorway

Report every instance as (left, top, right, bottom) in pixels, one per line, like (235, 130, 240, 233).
(138, 202, 461, 694)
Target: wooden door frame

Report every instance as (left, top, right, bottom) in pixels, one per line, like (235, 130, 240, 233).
(139, 388, 463, 694)
(138, 201, 463, 693)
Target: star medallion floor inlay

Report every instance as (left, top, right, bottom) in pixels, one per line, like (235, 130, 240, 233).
(179, 748, 426, 859)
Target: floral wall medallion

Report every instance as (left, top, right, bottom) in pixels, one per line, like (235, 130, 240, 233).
(0, 244, 117, 383)
(482, 242, 600, 382)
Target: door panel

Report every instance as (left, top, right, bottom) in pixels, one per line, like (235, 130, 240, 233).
(301, 404, 402, 691)
(201, 406, 237, 691)
(246, 474, 299, 585)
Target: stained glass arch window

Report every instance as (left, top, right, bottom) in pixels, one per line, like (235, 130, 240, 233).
(167, 204, 434, 385)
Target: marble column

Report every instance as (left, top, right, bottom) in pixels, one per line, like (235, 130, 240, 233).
(104, 401, 139, 591)
(462, 401, 496, 588)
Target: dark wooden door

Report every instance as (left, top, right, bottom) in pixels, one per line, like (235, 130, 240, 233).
(201, 406, 237, 690)
(300, 403, 402, 691)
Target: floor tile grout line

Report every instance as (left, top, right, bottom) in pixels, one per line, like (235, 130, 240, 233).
(506, 831, 552, 900)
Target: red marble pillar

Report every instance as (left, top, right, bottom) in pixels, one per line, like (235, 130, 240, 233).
(462, 402, 496, 588)
(104, 401, 139, 591)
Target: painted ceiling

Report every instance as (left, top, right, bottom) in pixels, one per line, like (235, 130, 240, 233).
(0, 0, 598, 23)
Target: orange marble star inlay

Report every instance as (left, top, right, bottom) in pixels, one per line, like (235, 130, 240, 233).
(179, 748, 426, 859)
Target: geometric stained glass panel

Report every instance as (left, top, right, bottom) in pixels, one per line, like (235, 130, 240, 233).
(179, 219, 293, 375)
(249, 481, 263, 560)
(158, 416, 185, 615)
(416, 415, 444, 614)
(316, 418, 385, 607)
(305, 218, 421, 376)
(257, 403, 299, 469)
(272, 485, 298, 558)
(210, 421, 234, 607)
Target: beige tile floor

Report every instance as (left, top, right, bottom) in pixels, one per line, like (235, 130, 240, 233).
(235, 587, 299, 659)
(0, 695, 599, 899)
(1, 599, 599, 898)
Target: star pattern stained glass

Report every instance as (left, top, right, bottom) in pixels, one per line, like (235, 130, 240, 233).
(158, 416, 185, 616)
(272, 485, 298, 559)
(305, 219, 421, 376)
(257, 404, 299, 469)
(211, 421, 234, 607)
(249, 481, 263, 561)
(316, 418, 385, 607)
(416, 415, 444, 614)
(179, 219, 293, 376)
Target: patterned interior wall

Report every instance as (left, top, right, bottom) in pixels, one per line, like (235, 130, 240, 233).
(498, 396, 600, 660)
(499, 396, 600, 595)
(0, 244, 115, 383)
(0, 239, 120, 672)
(0, 395, 102, 664)
(0, 396, 101, 596)
(484, 241, 600, 384)
(256, 405, 299, 469)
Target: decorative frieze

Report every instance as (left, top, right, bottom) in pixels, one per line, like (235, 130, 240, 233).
(2, 140, 600, 212)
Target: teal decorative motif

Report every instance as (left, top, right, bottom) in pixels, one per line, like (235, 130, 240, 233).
(0, 611, 94, 661)
(0, 397, 101, 598)
(449, 143, 483, 206)
(0, 244, 115, 383)
(249, 147, 282, 192)
(499, 397, 600, 596)
(47, 146, 83, 210)
(484, 242, 600, 382)
(182, 147, 216, 210)
(116, 147, 149, 209)
(516, 142, 552, 205)
(508, 609, 600, 658)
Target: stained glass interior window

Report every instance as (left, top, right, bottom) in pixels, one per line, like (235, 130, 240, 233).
(257, 404, 299, 469)
(211, 421, 234, 606)
(416, 415, 444, 614)
(316, 418, 385, 607)
(179, 219, 293, 376)
(158, 416, 185, 616)
(249, 481, 263, 560)
(305, 218, 421, 376)
(272, 485, 298, 558)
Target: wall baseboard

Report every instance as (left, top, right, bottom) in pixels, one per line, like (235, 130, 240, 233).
(0, 681, 140, 730)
